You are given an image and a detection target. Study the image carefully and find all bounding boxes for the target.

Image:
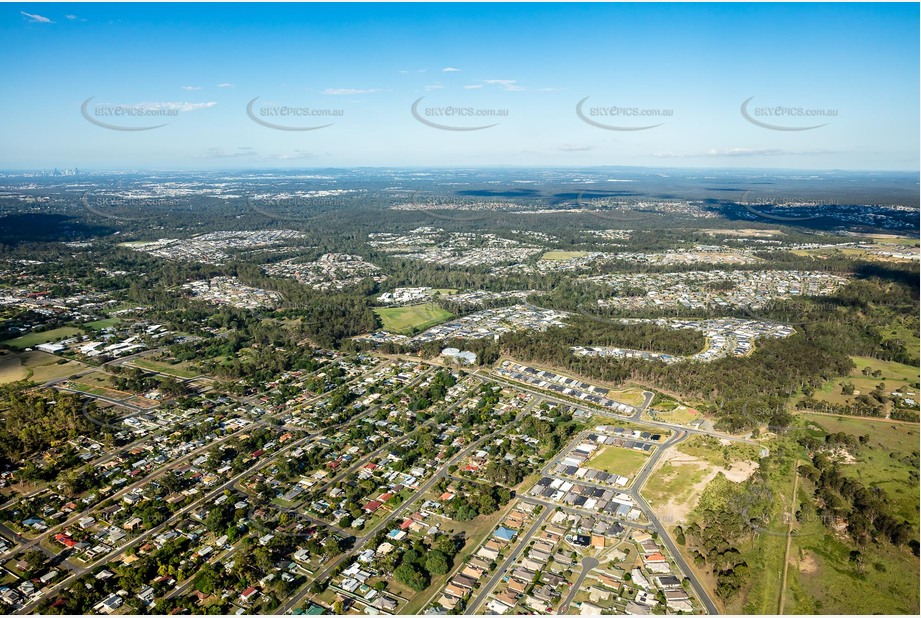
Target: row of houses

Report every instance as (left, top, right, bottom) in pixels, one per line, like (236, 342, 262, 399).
(497, 362, 637, 415)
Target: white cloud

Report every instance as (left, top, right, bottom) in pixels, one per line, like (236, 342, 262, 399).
(181, 86, 202, 91)
(21, 11, 52, 23)
(65, 15, 77, 20)
(134, 101, 217, 112)
(484, 79, 525, 91)
(557, 145, 595, 152)
(266, 150, 318, 161)
(217, 83, 235, 88)
(424, 83, 444, 91)
(653, 147, 832, 159)
(464, 84, 483, 90)
(322, 88, 380, 95)
(202, 147, 256, 159)
(442, 67, 461, 72)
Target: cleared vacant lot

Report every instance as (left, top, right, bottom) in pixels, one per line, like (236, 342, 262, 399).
(540, 250, 589, 261)
(588, 446, 649, 478)
(130, 358, 199, 378)
(375, 303, 453, 334)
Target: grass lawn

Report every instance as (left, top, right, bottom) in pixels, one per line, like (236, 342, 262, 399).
(850, 356, 918, 382)
(82, 317, 123, 331)
(0, 352, 28, 384)
(0, 350, 88, 383)
(587, 446, 649, 478)
(644, 404, 701, 426)
(30, 359, 87, 382)
(130, 358, 199, 378)
(540, 250, 589, 261)
(1, 326, 82, 350)
(375, 303, 453, 335)
(69, 382, 128, 399)
(604, 387, 647, 408)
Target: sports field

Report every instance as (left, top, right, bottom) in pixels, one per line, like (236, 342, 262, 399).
(375, 303, 453, 335)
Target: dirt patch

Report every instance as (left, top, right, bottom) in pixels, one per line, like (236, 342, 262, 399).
(798, 550, 819, 575)
(722, 460, 758, 482)
(650, 448, 759, 526)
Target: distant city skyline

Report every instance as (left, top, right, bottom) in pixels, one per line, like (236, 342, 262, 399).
(2, 2, 918, 170)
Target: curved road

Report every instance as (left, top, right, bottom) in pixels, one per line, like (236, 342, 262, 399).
(559, 556, 599, 613)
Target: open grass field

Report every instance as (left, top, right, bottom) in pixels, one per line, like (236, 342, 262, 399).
(644, 404, 702, 426)
(0, 350, 88, 383)
(130, 358, 199, 378)
(69, 382, 131, 400)
(0, 326, 82, 350)
(0, 352, 28, 384)
(82, 317, 122, 331)
(798, 355, 919, 410)
(678, 435, 761, 466)
(799, 412, 919, 529)
(786, 516, 919, 614)
(605, 387, 647, 408)
(770, 414, 920, 614)
(375, 303, 453, 335)
(540, 250, 589, 261)
(587, 446, 649, 478)
(27, 356, 88, 383)
(79, 370, 116, 385)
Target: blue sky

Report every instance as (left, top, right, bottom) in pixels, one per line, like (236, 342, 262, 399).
(2, 2, 918, 170)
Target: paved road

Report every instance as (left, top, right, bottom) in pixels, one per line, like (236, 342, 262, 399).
(13, 362, 411, 614)
(628, 431, 719, 615)
(464, 507, 552, 614)
(559, 556, 599, 613)
(632, 390, 656, 418)
(275, 401, 539, 615)
(15, 427, 323, 615)
(480, 372, 761, 450)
